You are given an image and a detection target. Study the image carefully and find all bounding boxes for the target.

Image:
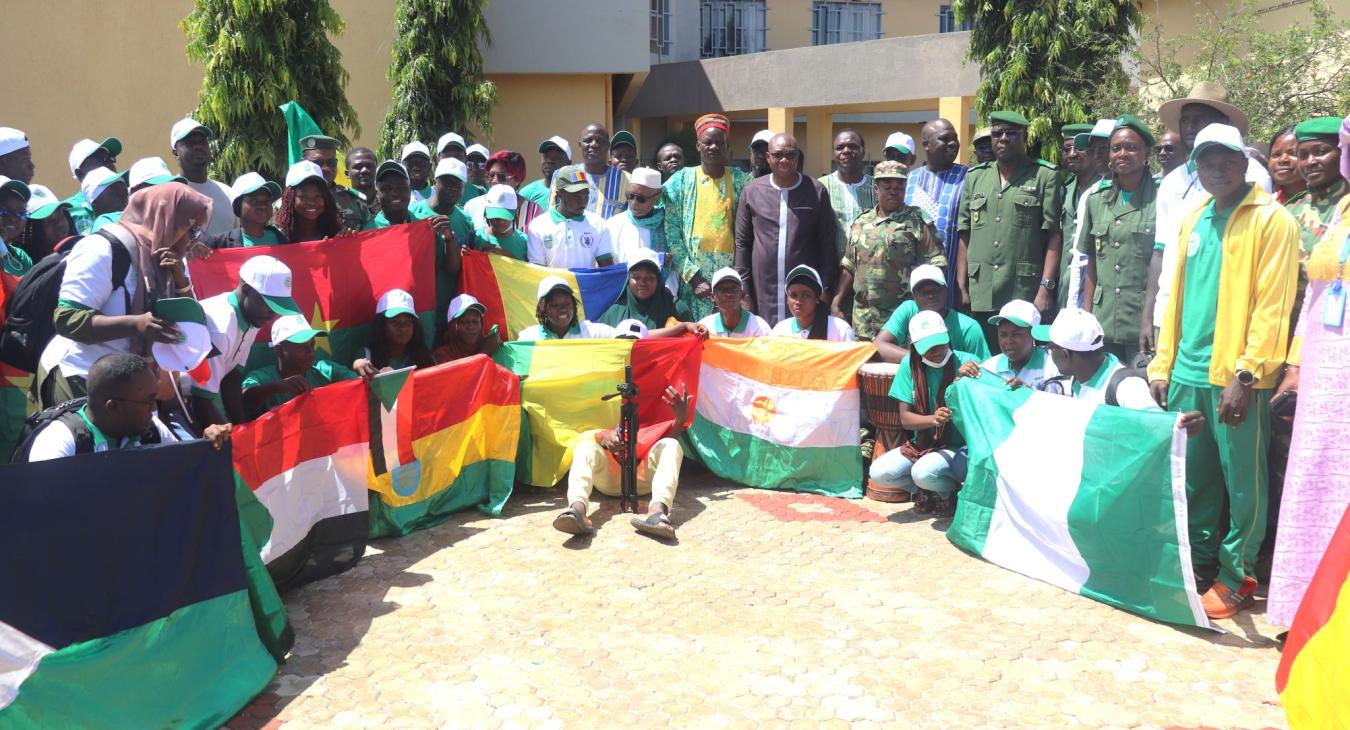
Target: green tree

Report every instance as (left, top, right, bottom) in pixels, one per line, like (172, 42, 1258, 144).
(380, 0, 498, 159)
(953, 0, 1143, 161)
(182, 0, 359, 181)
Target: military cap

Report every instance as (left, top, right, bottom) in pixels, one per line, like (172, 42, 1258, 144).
(872, 160, 909, 180)
(1294, 116, 1342, 142)
(300, 134, 340, 151)
(989, 111, 1030, 128)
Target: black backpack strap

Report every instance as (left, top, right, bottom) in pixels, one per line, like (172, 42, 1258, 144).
(1039, 374, 1072, 396)
(57, 410, 97, 454)
(1105, 366, 1147, 408)
(94, 228, 137, 313)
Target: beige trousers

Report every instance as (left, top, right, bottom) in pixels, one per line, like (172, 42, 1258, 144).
(566, 433, 683, 513)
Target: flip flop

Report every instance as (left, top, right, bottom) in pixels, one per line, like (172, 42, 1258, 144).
(552, 507, 594, 535)
(631, 512, 676, 540)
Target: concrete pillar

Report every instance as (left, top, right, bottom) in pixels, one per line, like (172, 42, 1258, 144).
(766, 107, 794, 138)
(805, 108, 834, 178)
(939, 95, 974, 165)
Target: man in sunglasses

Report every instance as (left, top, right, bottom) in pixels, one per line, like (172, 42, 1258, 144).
(956, 110, 1064, 350)
(605, 167, 678, 295)
(1154, 131, 1184, 178)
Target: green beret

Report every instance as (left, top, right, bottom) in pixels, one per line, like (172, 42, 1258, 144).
(1294, 116, 1342, 142)
(1111, 114, 1155, 148)
(1061, 124, 1094, 138)
(990, 110, 1030, 128)
(300, 134, 340, 151)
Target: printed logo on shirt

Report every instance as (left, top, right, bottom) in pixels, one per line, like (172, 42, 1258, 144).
(543, 233, 558, 249)
(581, 231, 594, 248)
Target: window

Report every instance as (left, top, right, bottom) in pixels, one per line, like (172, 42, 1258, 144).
(701, 0, 767, 58)
(651, 0, 671, 56)
(938, 4, 972, 33)
(811, 2, 882, 46)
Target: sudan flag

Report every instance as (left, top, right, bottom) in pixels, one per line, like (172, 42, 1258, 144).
(494, 337, 700, 487)
(232, 378, 371, 594)
(0, 441, 278, 728)
(460, 249, 629, 340)
(365, 354, 521, 537)
(189, 222, 438, 371)
(1277, 502, 1350, 728)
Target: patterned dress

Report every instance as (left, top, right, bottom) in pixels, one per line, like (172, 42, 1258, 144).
(662, 165, 750, 320)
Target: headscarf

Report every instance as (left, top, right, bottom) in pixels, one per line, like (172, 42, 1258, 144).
(117, 182, 212, 304)
(695, 114, 730, 138)
(599, 262, 684, 329)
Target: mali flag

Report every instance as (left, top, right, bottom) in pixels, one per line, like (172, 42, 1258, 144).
(0, 441, 278, 728)
(460, 249, 630, 340)
(365, 354, 521, 537)
(1277, 502, 1350, 728)
(190, 223, 437, 371)
(494, 337, 701, 487)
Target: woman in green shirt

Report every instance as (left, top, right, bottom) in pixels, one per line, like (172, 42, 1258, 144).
(208, 172, 289, 249)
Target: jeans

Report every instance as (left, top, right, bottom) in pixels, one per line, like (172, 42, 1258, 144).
(869, 446, 968, 498)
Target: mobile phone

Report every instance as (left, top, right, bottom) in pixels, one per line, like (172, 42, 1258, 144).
(1270, 389, 1297, 418)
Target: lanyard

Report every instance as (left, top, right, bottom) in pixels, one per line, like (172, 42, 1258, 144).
(1334, 232, 1350, 290)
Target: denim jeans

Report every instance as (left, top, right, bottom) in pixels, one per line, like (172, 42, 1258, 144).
(869, 446, 968, 498)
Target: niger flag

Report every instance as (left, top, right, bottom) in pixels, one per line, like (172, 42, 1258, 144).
(1277, 502, 1350, 728)
(189, 222, 438, 371)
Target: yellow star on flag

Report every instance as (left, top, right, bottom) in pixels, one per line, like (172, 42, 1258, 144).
(308, 303, 340, 355)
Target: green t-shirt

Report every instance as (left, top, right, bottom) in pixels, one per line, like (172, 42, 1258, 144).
(241, 359, 359, 410)
(881, 301, 992, 360)
(91, 211, 122, 230)
(474, 229, 528, 260)
(242, 227, 282, 247)
(1173, 196, 1237, 386)
(462, 183, 487, 203)
(888, 350, 982, 446)
(518, 179, 550, 208)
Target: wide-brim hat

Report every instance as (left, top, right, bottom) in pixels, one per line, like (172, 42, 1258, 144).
(1157, 81, 1248, 136)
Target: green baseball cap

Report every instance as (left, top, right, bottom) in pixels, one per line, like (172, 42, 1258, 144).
(610, 130, 637, 150)
(376, 160, 410, 181)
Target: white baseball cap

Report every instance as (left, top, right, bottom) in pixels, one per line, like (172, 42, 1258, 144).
(129, 157, 185, 188)
(229, 172, 282, 210)
(26, 184, 67, 219)
(434, 157, 468, 182)
(1032, 307, 1104, 352)
(239, 255, 302, 315)
(909, 310, 950, 355)
(484, 184, 517, 221)
(150, 297, 212, 372)
(613, 319, 649, 340)
(988, 299, 1040, 329)
(68, 137, 122, 179)
(377, 288, 417, 318)
(80, 166, 129, 204)
(630, 166, 662, 190)
(537, 274, 573, 301)
(626, 248, 662, 273)
(785, 264, 823, 294)
(750, 130, 775, 148)
(269, 314, 325, 348)
(401, 141, 433, 162)
(1073, 118, 1118, 149)
(0, 128, 29, 157)
(285, 160, 325, 188)
(436, 133, 466, 154)
(538, 135, 573, 160)
(909, 264, 947, 290)
(447, 293, 486, 321)
(885, 132, 915, 155)
(465, 143, 490, 160)
(711, 267, 743, 289)
(1189, 123, 1246, 163)
(169, 118, 213, 148)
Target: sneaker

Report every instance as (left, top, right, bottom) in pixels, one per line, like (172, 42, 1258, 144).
(1201, 581, 1256, 620)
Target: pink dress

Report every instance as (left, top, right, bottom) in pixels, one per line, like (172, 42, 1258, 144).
(1268, 208, 1350, 625)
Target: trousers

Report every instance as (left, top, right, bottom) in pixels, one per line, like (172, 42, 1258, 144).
(566, 434, 682, 512)
(869, 446, 968, 498)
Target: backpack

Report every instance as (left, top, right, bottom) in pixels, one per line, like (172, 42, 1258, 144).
(0, 230, 134, 372)
(10, 397, 163, 463)
(1039, 364, 1147, 408)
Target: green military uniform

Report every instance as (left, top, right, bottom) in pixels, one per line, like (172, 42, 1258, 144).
(1078, 175, 1157, 360)
(1285, 179, 1346, 253)
(332, 184, 370, 232)
(842, 205, 945, 340)
(1057, 173, 1102, 309)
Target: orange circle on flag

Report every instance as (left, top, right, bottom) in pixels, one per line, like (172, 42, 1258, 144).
(751, 395, 776, 424)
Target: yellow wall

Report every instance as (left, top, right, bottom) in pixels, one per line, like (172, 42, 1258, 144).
(483, 75, 614, 181)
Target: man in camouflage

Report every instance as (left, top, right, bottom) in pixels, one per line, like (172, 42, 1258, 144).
(831, 161, 945, 340)
(299, 134, 370, 231)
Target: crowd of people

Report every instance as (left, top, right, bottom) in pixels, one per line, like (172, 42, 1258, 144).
(1, 80, 1346, 626)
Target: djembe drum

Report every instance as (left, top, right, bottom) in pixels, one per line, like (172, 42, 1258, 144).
(857, 362, 907, 502)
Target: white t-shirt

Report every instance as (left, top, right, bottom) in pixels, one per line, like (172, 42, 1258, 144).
(1074, 353, 1160, 411)
(194, 291, 261, 395)
(981, 347, 1059, 389)
(526, 210, 613, 269)
(463, 195, 489, 231)
(26, 414, 178, 462)
(770, 315, 856, 342)
(186, 179, 238, 241)
(1152, 157, 1271, 328)
(516, 321, 617, 341)
(47, 227, 142, 378)
(606, 213, 679, 296)
(699, 310, 771, 338)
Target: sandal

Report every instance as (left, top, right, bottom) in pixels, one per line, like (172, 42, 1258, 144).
(631, 512, 677, 541)
(552, 506, 594, 535)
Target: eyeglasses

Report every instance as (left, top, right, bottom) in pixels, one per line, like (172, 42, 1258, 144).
(486, 171, 512, 183)
(0, 209, 28, 222)
(769, 151, 797, 161)
(467, 161, 485, 169)
(626, 192, 652, 203)
(1154, 144, 1177, 153)
(990, 129, 1023, 140)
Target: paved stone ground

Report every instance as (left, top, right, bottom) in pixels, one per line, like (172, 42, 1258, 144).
(228, 470, 1289, 729)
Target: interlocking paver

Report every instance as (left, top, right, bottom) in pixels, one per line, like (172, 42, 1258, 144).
(226, 470, 1290, 729)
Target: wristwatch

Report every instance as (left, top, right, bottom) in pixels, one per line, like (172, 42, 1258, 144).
(1039, 278, 1057, 290)
(1235, 369, 1257, 387)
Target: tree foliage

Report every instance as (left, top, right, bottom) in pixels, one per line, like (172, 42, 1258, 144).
(954, 0, 1143, 161)
(379, 0, 498, 159)
(182, 0, 360, 181)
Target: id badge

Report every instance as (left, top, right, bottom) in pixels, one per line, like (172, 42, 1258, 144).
(1324, 283, 1346, 327)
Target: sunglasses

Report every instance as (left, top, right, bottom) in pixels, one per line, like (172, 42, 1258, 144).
(626, 192, 653, 203)
(467, 161, 485, 169)
(990, 129, 1023, 140)
(0, 209, 28, 222)
(486, 171, 512, 183)
(1154, 144, 1177, 153)
(769, 151, 797, 161)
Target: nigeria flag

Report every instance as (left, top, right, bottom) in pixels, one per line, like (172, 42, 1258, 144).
(945, 378, 1209, 628)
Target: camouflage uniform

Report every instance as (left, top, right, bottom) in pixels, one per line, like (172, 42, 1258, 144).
(842, 205, 946, 340)
(333, 184, 371, 232)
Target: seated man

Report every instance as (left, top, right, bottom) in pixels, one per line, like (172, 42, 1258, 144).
(17, 353, 229, 462)
(552, 326, 693, 541)
(874, 265, 990, 362)
(980, 299, 1058, 389)
(240, 315, 358, 419)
